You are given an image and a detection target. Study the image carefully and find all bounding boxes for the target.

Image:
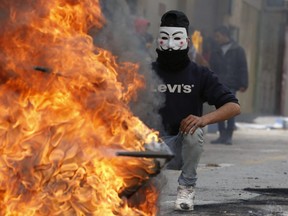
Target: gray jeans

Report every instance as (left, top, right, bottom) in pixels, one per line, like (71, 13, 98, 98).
(162, 128, 204, 187)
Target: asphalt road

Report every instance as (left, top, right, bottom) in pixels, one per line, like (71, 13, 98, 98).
(158, 125, 288, 216)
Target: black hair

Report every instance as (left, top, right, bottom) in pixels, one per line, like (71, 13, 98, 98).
(214, 25, 231, 38)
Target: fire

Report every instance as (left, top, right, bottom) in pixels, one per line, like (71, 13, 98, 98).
(191, 30, 203, 54)
(0, 0, 160, 215)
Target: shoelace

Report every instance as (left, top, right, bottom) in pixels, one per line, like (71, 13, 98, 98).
(178, 188, 194, 199)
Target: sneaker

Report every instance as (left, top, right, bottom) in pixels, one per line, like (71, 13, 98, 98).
(225, 137, 233, 145)
(210, 136, 226, 144)
(174, 185, 195, 211)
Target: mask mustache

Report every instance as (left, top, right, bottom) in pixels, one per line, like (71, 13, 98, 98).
(160, 47, 181, 51)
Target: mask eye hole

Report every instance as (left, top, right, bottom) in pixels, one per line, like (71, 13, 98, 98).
(174, 37, 181, 40)
(161, 36, 168, 40)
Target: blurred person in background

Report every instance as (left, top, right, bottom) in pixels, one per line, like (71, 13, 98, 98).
(202, 36, 216, 66)
(152, 10, 240, 211)
(134, 17, 154, 59)
(209, 25, 248, 145)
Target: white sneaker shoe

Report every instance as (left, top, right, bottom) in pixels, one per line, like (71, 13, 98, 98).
(174, 185, 195, 211)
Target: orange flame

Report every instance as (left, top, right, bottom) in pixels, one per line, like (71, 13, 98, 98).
(191, 30, 203, 54)
(0, 0, 160, 215)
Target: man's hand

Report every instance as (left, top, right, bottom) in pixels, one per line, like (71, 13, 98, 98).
(179, 115, 206, 135)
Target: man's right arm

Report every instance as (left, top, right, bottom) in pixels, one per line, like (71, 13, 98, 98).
(179, 102, 240, 134)
(202, 102, 240, 126)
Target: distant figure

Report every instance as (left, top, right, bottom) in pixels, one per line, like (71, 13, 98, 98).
(134, 17, 154, 56)
(209, 25, 248, 145)
(202, 36, 215, 65)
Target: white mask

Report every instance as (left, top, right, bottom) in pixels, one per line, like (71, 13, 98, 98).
(157, 26, 189, 51)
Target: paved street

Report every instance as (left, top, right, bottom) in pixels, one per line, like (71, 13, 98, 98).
(158, 119, 288, 216)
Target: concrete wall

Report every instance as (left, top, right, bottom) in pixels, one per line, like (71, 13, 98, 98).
(254, 11, 286, 114)
(239, 2, 260, 113)
(188, 0, 223, 35)
(282, 27, 288, 115)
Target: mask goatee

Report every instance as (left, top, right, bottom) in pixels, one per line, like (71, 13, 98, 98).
(156, 48, 190, 72)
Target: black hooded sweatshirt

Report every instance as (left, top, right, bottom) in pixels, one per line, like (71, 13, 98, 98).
(152, 49, 239, 135)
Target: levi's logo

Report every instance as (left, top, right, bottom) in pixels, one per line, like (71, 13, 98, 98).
(153, 84, 195, 93)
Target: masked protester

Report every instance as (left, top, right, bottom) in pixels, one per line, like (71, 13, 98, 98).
(152, 10, 241, 211)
